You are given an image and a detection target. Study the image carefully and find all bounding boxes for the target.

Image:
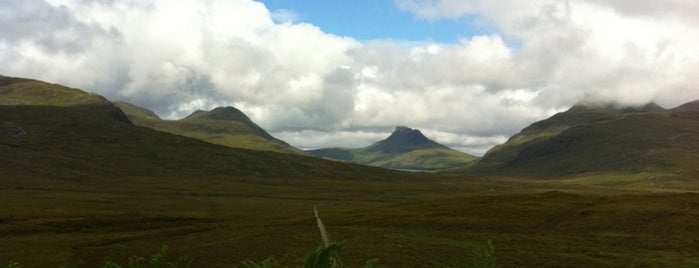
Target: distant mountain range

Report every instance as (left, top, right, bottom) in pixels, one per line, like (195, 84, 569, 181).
(3, 74, 699, 180)
(117, 98, 477, 170)
(0, 75, 398, 179)
(114, 101, 301, 154)
(308, 126, 477, 170)
(463, 101, 699, 179)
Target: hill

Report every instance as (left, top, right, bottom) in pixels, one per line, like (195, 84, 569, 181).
(113, 101, 301, 154)
(463, 101, 699, 179)
(308, 126, 477, 170)
(0, 75, 400, 180)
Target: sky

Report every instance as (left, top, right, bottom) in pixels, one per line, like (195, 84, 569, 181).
(1, 0, 699, 155)
(258, 0, 493, 43)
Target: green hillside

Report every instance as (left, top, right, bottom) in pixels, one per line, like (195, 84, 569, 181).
(464, 101, 699, 179)
(0, 75, 398, 180)
(309, 126, 477, 170)
(0, 76, 108, 106)
(113, 101, 302, 154)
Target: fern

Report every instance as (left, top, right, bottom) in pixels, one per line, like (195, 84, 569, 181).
(303, 243, 342, 268)
(362, 258, 381, 268)
(460, 240, 496, 268)
(239, 257, 277, 268)
(102, 245, 193, 268)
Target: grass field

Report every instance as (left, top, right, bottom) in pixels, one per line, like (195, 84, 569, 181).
(1, 174, 698, 267)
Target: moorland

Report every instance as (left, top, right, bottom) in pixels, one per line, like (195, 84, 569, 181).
(1, 75, 698, 267)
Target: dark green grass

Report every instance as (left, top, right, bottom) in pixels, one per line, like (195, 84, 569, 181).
(1, 175, 698, 267)
(309, 147, 477, 171)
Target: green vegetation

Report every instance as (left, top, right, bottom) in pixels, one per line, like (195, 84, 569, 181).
(309, 127, 477, 170)
(103, 246, 193, 268)
(2, 176, 697, 267)
(372, 148, 477, 170)
(2, 75, 699, 267)
(465, 102, 699, 180)
(3, 241, 494, 268)
(0, 76, 108, 106)
(470, 240, 496, 268)
(113, 101, 301, 154)
(0, 78, 400, 180)
(239, 257, 278, 268)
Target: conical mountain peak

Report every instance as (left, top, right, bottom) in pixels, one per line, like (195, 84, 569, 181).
(386, 126, 429, 143)
(367, 126, 445, 153)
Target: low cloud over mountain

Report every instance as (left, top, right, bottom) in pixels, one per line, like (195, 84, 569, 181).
(2, 0, 698, 155)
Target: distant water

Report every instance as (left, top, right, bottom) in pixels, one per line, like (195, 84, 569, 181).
(393, 168, 434, 173)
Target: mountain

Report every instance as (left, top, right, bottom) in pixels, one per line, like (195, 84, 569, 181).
(463, 101, 699, 178)
(0, 75, 400, 180)
(308, 126, 477, 170)
(113, 101, 301, 154)
(366, 126, 447, 153)
(671, 100, 699, 120)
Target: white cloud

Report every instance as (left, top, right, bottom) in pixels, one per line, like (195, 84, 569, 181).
(274, 129, 390, 150)
(1, 0, 699, 156)
(270, 9, 300, 23)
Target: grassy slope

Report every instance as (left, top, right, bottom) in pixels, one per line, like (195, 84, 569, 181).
(464, 103, 699, 180)
(362, 147, 477, 170)
(309, 146, 477, 171)
(113, 101, 302, 154)
(0, 76, 107, 106)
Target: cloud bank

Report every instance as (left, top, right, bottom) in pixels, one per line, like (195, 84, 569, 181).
(1, 0, 698, 155)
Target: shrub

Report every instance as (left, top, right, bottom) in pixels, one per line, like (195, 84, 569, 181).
(303, 243, 342, 268)
(239, 257, 277, 268)
(460, 240, 496, 268)
(102, 245, 193, 268)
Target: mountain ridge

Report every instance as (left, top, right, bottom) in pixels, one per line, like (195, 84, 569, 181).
(114, 102, 300, 154)
(0, 74, 400, 180)
(462, 100, 699, 179)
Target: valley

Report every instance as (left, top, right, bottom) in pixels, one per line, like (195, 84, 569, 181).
(1, 75, 698, 267)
